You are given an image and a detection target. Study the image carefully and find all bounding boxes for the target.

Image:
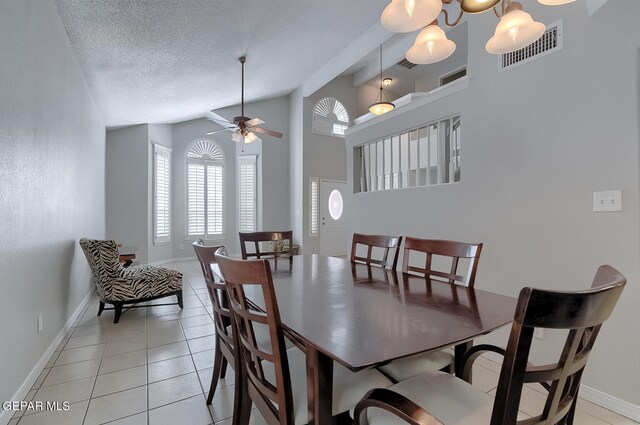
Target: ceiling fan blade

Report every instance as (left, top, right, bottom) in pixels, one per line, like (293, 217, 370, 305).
(244, 117, 265, 127)
(206, 128, 234, 135)
(252, 127, 283, 138)
(205, 110, 232, 124)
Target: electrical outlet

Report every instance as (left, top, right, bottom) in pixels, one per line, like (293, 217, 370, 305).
(533, 328, 544, 340)
(37, 314, 43, 333)
(593, 190, 622, 212)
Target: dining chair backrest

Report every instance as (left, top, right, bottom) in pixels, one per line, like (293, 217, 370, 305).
(215, 249, 294, 425)
(402, 237, 483, 287)
(192, 241, 234, 355)
(350, 233, 403, 270)
(239, 231, 293, 270)
(489, 266, 626, 425)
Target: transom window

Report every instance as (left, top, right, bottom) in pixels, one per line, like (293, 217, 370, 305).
(186, 139, 224, 239)
(312, 97, 350, 137)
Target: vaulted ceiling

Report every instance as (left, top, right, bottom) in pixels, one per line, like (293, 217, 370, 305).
(55, 0, 389, 127)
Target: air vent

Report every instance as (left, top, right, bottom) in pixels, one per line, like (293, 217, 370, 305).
(397, 58, 417, 69)
(499, 21, 563, 72)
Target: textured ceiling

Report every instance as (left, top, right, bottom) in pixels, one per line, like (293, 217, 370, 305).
(55, 0, 389, 127)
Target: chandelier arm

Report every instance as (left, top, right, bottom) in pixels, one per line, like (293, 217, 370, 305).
(493, 5, 501, 18)
(441, 8, 464, 28)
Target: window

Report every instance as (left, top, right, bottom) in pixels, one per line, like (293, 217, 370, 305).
(186, 139, 224, 239)
(309, 178, 319, 237)
(153, 144, 172, 244)
(238, 155, 257, 232)
(312, 97, 350, 138)
(355, 115, 461, 193)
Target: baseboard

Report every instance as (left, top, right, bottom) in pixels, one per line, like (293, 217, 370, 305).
(0, 289, 95, 425)
(579, 384, 640, 421)
(148, 256, 196, 266)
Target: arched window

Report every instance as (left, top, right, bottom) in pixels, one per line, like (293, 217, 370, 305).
(186, 139, 224, 239)
(312, 97, 350, 138)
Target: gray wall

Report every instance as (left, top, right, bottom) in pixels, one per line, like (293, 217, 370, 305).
(0, 0, 105, 404)
(301, 76, 378, 253)
(106, 124, 150, 263)
(290, 87, 305, 246)
(171, 96, 290, 257)
(345, 2, 640, 404)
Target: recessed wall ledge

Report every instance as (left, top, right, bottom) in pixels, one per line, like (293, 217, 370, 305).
(348, 75, 471, 133)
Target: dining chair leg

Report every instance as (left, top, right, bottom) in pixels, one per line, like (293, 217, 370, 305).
(220, 357, 228, 379)
(207, 343, 223, 404)
(232, 364, 252, 425)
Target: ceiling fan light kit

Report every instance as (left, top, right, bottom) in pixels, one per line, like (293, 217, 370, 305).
(381, 0, 574, 63)
(205, 56, 283, 145)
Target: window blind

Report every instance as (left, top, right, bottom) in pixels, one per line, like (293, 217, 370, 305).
(153, 144, 171, 244)
(309, 178, 319, 237)
(238, 156, 257, 232)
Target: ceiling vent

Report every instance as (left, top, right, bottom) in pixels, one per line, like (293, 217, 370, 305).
(397, 58, 418, 69)
(499, 21, 563, 72)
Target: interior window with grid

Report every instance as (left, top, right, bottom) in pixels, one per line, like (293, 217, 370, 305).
(186, 139, 224, 239)
(355, 115, 460, 193)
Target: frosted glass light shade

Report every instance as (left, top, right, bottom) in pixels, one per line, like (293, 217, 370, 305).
(244, 131, 258, 143)
(486, 9, 545, 54)
(460, 0, 501, 13)
(381, 0, 442, 33)
(538, 0, 575, 4)
(406, 24, 456, 64)
(369, 102, 395, 115)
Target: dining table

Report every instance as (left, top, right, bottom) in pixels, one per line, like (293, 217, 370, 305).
(218, 254, 517, 425)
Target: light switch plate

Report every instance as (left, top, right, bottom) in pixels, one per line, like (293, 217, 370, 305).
(594, 190, 622, 212)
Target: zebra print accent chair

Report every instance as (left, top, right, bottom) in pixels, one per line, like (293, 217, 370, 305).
(79, 238, 183, 323)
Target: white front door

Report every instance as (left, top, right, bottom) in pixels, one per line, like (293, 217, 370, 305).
(319, 180, 347, 256)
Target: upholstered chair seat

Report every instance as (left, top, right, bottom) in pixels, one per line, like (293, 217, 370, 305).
(80, 238, 183, 322)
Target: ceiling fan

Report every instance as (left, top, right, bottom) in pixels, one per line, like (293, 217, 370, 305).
(205, 56, 283, 144)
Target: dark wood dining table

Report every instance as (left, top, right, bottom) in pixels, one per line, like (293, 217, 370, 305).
(226, 254, 517, 425)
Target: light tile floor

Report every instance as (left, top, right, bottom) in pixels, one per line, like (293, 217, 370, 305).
(8, 260, 639, 425)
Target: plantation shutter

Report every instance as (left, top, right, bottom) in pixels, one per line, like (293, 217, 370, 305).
(153, 144, 171, 244)
(187, 162, 206, 236)
(309, 178, 319, 237)
(206, 164, 224, 236)
(238, 156, 257, 232)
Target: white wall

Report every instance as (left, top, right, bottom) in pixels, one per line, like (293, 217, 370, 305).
(345, 1, 640, 405)
(290, 87, 305, 246)
(106, 124, 150, 263)
(0, 0, 105, 404)
(171, 96, 290, 257)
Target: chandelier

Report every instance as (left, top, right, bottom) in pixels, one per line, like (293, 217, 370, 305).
(381, 0, 574, 64)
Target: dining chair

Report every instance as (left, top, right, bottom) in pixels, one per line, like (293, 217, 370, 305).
(379, 237, 483, 382)
(239, 231, 294, 270)
(350, 233, 403, 270)
(355, 265, 626, 425)
(192, 241, 236, 405)
(215, 249, 393, 425)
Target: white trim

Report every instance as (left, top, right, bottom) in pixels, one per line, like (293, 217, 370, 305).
(148, 256, 198, 266)
(348, 76, 470, 131)
(0, 289, 95, 425)
(579, 385, 640, 422)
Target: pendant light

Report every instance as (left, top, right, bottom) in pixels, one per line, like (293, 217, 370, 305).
(369, 46, 395, 116)
(406, 20, 456, 65)
(460, 0, 501, 13)
(485, 2, 545, 54)
(381, 0, 442, 33)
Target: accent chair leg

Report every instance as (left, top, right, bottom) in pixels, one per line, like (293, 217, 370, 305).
(97, 301, 105, 316)
(207, 342, 223, 404)
(176, 290, 183, 309)
(113, 303, 123, 324)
